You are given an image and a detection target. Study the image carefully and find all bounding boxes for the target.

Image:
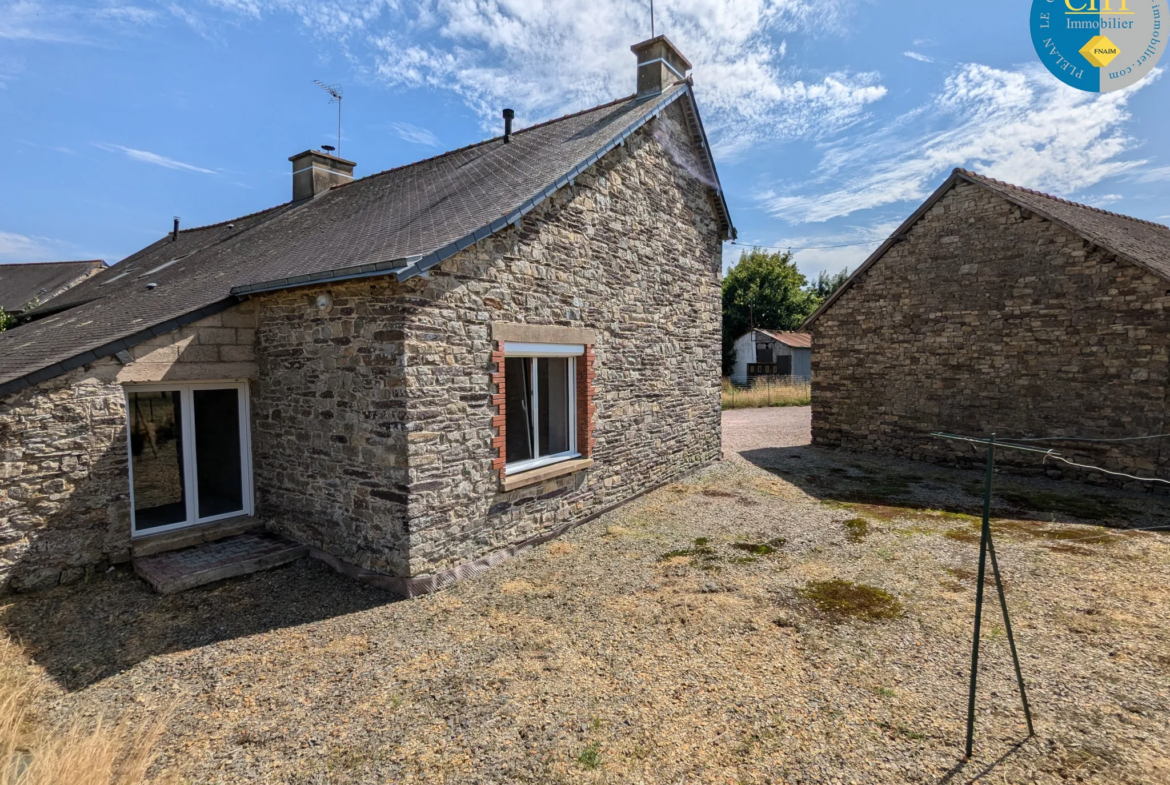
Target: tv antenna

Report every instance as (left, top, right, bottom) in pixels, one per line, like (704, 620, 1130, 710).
(650, 0, 655, 37)
(313, 80, 343, 157)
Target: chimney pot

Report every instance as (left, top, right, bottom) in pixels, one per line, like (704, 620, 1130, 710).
(289, 149, 356, 202)
(503, 108, 515, 143)
(630, 35, 691, 101)
(172, 217, 179, 242)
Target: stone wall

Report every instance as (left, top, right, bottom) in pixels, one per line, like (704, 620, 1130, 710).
(398, 100, 723, 576)
(0, 303, 259, 590)
(810, 181, 1170, 487)
(250, 280, 411, 576)
(0, 100, 724, 591)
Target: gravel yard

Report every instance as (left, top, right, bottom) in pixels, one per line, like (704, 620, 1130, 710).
(4, 406, 1169, 784)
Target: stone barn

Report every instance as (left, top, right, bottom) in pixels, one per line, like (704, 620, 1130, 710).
(803, 168, 1170, 487)
(0, 36, 735, 594)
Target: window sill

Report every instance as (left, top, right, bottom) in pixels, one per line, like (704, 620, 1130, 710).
(500, 457, 594, 492)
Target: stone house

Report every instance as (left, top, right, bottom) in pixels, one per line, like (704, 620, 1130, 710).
(0, 260, 107, 315)
(729, 330, 811, 385)
(803, 168, 1170, 487)
(0, 37, 735, 594)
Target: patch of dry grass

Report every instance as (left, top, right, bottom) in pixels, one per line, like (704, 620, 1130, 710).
(721, 377, 810, 410)
(0, 641, 172, 785)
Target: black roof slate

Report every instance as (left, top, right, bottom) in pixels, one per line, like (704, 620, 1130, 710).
(0, 85, 733, 396)
(0, 260, 106, 312)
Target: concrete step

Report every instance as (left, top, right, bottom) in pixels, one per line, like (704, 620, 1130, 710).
(133, 532, 308, 594)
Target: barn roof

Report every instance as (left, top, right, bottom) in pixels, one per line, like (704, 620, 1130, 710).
(0, 83, 733, 397)
(803, 168, 1170, 327)
(0, 260, 106, 312)
(755, 329, 811, 348)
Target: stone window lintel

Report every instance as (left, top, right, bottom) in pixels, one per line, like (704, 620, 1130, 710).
(491, 322, 597, 345)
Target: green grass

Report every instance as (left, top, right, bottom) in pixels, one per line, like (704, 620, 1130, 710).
(730, 537, 787, 555)
(843, 518, 869, 543)
(797, 579, 905, 621)
(577, 741, 602, 769)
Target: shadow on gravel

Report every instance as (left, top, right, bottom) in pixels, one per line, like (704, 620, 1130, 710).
(936, 737, 1033, 784)
(737, 446, 1157, 529)
(1, 558, 398, 692)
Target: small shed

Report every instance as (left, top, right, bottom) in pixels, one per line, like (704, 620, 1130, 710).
(730, 329, 811, 385)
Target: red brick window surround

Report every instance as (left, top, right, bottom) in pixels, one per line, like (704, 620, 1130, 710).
(491, 339, 595, 480)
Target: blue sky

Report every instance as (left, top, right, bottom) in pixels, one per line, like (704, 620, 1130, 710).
(1, 0, 1167, 281)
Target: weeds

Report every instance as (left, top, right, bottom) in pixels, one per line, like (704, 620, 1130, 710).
(722, 378, 810, 410)
(842, 518, 869, 543)
(658, 538, 720, 571)
(797, 580, 904, 621)
(730, 537, 787, 556)
(577, 741, 601, 770)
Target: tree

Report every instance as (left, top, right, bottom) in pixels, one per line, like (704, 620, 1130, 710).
(0, 297, 39, 332)
(721, 248, 817, 376)
(810, 267, 850, 299)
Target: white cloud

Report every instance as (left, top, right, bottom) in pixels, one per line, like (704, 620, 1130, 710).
(903, 51, 933, 63)
(723, 220, 899, 277)
(0, 2, 161, 42)
(388, 121, 440, 146)
(16, 139, 74, 154)
(765, 63, 1154, 223)
(1126, 165, 1170, 183)
(1073, 193, 1122, 205)
(208, 0, 887, 156)
(0, 230, 60, 262)
(94, 143, 217, 174)
(0, 1, 85, 42)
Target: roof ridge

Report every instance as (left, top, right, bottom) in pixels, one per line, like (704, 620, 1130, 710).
(2, 259, 105, 266)
(956, 168, 1170, 231)
(177, 201, 291, 234)
(329, 93, 640, 193)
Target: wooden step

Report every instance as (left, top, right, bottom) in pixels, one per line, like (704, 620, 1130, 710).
(133, 532, 307, 594)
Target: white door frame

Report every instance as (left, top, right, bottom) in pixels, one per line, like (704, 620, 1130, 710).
(125, 380, 255, 538)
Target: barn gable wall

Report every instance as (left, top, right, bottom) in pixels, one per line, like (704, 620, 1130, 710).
(810, 181, 1170, 486)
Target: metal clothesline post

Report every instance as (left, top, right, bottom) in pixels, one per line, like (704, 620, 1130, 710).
(931, 431, 1034, 758)
(964, 433, 995, 758)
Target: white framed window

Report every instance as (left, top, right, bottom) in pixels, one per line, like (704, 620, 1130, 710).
(503, 342, 581, 475)
(125, 381, 254, 537)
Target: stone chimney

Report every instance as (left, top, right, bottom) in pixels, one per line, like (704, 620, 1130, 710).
(630, 36, 691, 101)
(288, 149, 355, 201)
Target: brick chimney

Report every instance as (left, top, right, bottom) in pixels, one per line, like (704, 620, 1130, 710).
(289, 149, 355, 201)
(630, 36, 691, 101)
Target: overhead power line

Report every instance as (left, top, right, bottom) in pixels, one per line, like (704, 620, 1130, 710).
(728, 239, 883, 254)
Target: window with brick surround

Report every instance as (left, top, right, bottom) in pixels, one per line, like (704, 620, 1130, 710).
(493, 342, 589, 476)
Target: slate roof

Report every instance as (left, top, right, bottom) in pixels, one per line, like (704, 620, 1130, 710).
(756, 330, 811, 349)
(803, 168, 1170, 327)
(0, 260, 106, 312)
(0, 83, 733, 396)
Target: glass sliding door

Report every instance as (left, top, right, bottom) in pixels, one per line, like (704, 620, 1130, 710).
(193, 388, 244, 519)
(127, 382, 252, 536)
(128, 390, 188, 530)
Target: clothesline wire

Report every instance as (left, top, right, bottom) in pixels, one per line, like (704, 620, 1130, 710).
(931, 432, 1170, 486)
(999, 433, 1170, 444)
